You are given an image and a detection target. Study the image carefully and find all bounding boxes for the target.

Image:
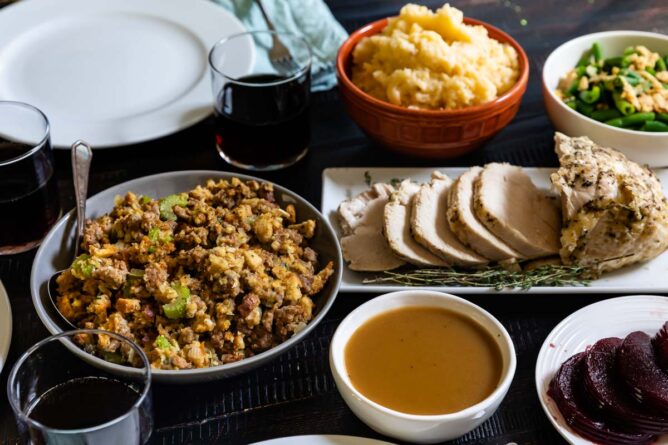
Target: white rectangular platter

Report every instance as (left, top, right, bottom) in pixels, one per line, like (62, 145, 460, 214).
(322, 167, 668, 294)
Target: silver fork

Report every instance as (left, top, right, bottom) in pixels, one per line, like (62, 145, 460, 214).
(254, 0, 299, 74)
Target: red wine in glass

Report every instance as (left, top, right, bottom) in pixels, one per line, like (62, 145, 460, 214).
(0, 139, 61, 254)
(214, 72, 310, 170)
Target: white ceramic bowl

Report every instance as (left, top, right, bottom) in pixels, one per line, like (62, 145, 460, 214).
(543, 31, 668, 167)
(329, 291, 516, 444)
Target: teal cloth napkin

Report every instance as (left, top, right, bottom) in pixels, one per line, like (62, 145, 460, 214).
(213, 0, 348, 91)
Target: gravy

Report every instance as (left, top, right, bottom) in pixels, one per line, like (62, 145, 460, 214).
(344, 306, 503, 415)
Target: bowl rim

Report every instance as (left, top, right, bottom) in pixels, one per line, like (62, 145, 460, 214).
(542, 30, 668, 138)
(336, 16, 529, 116)
(329, 290, 517, 421)
(30, 169, 343, 379)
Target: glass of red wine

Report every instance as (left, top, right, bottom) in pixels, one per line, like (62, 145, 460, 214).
(209, 30, 312, 171)
(7, 329, 153, 445)
(0, 101, 61, 255)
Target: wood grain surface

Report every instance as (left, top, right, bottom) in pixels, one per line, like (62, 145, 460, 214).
(1, 0, 667, 444)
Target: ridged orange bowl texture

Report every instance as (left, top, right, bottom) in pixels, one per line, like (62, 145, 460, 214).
(336, 18, 529, 159)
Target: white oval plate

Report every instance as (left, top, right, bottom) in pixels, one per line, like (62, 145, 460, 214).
(251, 436, 395, 445)
(0, 280, 12, 375)
(535, 295, 668, 444)
(0, 0, 252, 148)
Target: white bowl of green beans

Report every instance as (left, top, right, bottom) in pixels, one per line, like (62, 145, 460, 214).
(543, 31, 668, 167)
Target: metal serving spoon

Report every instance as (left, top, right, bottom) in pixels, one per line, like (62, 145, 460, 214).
(47, 140, 93, 329)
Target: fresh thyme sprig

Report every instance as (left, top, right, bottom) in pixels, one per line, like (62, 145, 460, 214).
(362, 264, 591, 290)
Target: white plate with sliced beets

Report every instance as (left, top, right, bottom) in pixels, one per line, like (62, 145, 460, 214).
(536, 295, 668, 445)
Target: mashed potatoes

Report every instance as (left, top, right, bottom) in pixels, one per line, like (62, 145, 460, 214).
(351, 4, 520, 110)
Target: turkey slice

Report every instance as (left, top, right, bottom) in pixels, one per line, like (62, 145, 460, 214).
(447, 167, 521, 261)
(338, 183, 405, 271)
(383, 180, 450, 267)
(410, 172, 487, 266)
(473, 163, 561, 259)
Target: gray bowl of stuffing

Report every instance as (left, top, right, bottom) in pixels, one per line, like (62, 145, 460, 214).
(30, 171, 342, 383)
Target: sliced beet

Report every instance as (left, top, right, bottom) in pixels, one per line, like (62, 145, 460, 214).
(653, 322, 668, 372)
(618, 331, 668, 413)
(583, 337, 668, 434)
(548, 353, 656, 445)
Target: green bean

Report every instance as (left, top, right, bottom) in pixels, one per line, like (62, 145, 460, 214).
(603, 79, 616, 91)
(656, 57, 667, 72)
(592, 42, 603, 62)
(623, 46, 636, 56)
(576, 100, 595, 116)
(590, 109, 622, 122)
(613, 91, 635, 116)
(664, 55, 668, 70)
(657, 113, 668, 124)
(576, 65, 587, 76)
(567, 79, 581, 96)
(646, 66, 656, 76)
(604, 56, 623, 68)
(607, 112, 656, 128)
(641, 120, 668, 132)
(614, 76, 639, 88)
(623, 112, 656, 126)
(623, 69, 642, 80)
(604, 55, 632, 69)
(577, 49, 592, 68)
(564, 97, 577, 110)
(579, 86, 601, 104)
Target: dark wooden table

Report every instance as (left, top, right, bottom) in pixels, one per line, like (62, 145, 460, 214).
(2, 0, 667, 443)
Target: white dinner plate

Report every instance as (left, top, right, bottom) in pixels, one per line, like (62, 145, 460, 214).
(322, 167, 668, 294)
(0, 0, 253, 148)
(535, 295, 668, 444)
(251, 435, 395, 445)
(0, 280, 12, 374)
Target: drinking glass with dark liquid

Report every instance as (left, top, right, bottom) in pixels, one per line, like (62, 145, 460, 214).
(209, 31, 311, 170)
(7, 329, 153, 445)
(0, 101, 61, 255)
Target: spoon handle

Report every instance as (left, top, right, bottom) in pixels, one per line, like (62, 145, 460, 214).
(71, 140, 92, 258)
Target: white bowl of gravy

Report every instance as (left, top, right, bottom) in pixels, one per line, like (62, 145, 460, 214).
(329, 290, 516, 444)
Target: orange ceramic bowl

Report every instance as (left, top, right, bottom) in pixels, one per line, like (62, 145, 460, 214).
(336, 18, 529, 158)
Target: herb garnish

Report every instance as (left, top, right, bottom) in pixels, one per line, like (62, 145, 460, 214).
(363, 264, 591, 290)
(364, 170, 372, 186)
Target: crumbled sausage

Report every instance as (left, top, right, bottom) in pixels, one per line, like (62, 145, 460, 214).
(238, 293, 260, 318)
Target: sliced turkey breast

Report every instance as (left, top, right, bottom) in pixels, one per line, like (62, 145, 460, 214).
(338, 183, 405, 271)
(473, 163, 561, 259)
(551, 132, 668, 273)
(338, 183, 395, 234)
(410, 172, 487, 266)
(447, 167, 521, 261)
(383, 180, 450, 267)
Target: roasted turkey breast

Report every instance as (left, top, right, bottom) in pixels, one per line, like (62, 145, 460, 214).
(551, 132, 668, 273)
